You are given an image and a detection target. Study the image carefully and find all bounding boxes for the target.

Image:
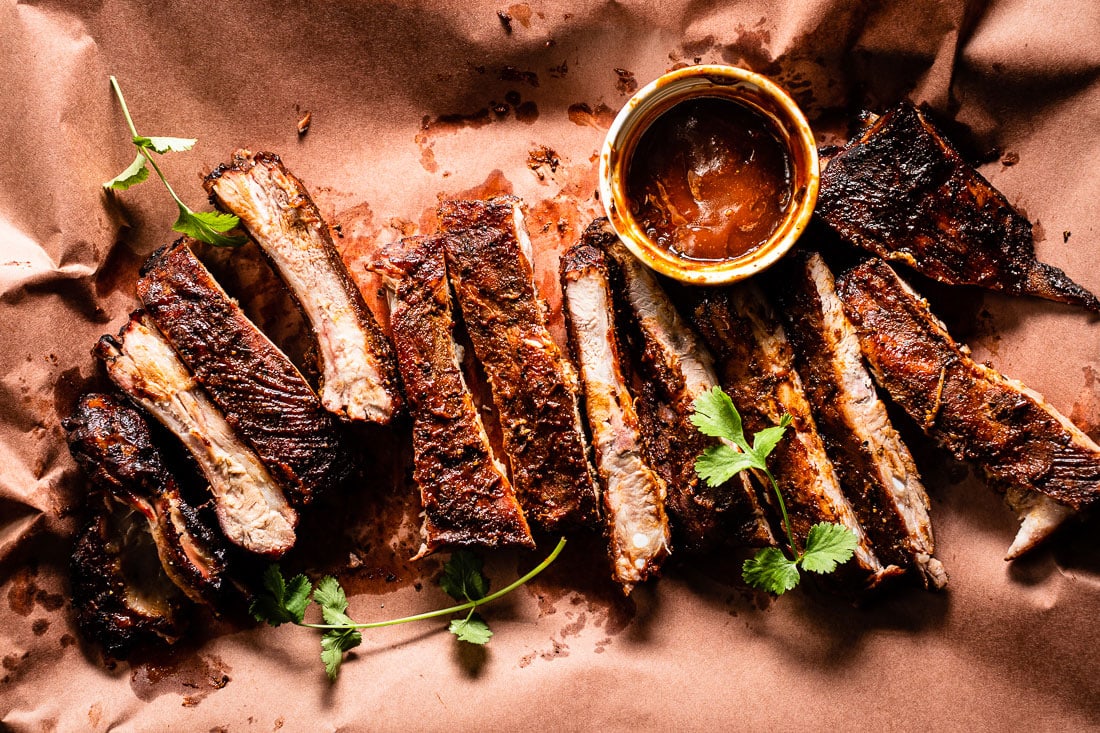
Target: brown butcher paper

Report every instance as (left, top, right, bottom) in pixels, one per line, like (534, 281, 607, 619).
(2, 0, 1100, 729)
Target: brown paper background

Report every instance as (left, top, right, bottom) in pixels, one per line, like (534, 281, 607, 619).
(4, 0, 1100, 729)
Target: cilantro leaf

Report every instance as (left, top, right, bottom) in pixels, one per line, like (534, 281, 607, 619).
(440, 550, 489, 602)
(750, 414, 793, 461)
(250, 565, 311, 626)
(742, 548, 800, 595)
(449, 614, 492, 645)
(695, 444, 762, 487)
(132, 135, 196, 153)
(104, 153, 149, 190)
(313, 576, 356, 625)
(320, 628, 362, 681)
(690, 386, 749, 452)
(800, 522, 859, 574)
(173, 205, 248, 248)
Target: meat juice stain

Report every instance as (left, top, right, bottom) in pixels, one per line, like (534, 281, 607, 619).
(626, 96, 792, 262)
(129, 648, 230, 705)
(567, 102, 615, 129)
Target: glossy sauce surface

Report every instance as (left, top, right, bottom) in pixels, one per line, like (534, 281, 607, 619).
(626, 97, 793, 261)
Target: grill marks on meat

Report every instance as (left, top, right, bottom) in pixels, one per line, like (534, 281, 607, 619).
(818, 102, 1100, 312)
(691, 284, 899, 585)
(561, 234, 670, 591)
(71, 496, 188, 659)
(836, 259, 1100, 558)
(377, 236, 534, 556)
(204, 150, 402, 423)
(439, 197, 599, 531)
(137, 240, 352, 507)
(597, 223, 773, 551)
(776, 252, 946, 588)
(64, 393, 231, 607)
(96, 313, 297, 556)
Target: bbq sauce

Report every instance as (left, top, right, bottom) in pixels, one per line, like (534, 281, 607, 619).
(626, 96, 793, 262)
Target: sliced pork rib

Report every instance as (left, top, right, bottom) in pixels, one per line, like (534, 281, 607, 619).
(776, 251, 946, 589)
(439, 196, 599, 531)
(561, 234, 671, 591)
(64, 393, 232, 606)
(96, 313, 297, 556)
(836, 259, 1100, 558)
(137, 239, 353, 507)
(204, 150, 402, 423)
(596, 222, 773, 552)
(376, 235, 534, 556)
(691, 284, 900, 586)
(71, 496, 188, 659)
(818, 102, 1099, 311)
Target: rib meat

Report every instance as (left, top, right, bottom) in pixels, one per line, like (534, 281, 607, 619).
(836, 259, 1100, 558)
(376, 235, 534, 556)
(691, 284, 899, 586)
(64, 393, 232, 606)
(818, 102, 1099, 311)
(204, 150, 402, 422)
(776, 251, 946, 588)
(595, 221, 773, 552)
(561, 235, 670, 591)
(137, 239, 353, 507)
(439, 197, 599, 531)
(96, 312, 297, 556)
(70, 495, 188, 659)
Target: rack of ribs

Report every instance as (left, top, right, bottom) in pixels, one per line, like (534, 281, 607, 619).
(64, 393, 232, 607)
(817, 101, 1099, 311)
(96, 313, 298, 556)
(438, 196, 599, 531)
(691, 284, 901, 587)
(595, 221, 774, 552)
(205, 151, 402, 422)
(561, 230, 671, 591)
(137, 239, 353, 507)
(776, 251, 946, 588)
(375, 235, 534, 557)
(836, 259, 1100, 558)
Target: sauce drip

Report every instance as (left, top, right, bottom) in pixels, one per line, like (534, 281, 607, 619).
(626, 97, 793, 261)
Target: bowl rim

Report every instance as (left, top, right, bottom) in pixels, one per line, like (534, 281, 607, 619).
(598, 64, 820, 286)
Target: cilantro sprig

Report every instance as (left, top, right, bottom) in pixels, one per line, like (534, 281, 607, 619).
(691, 386, 858, 595)
(251, 537, 566, 680)
(104, 76, 246, 248)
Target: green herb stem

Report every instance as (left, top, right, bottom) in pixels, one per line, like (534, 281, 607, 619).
(301, 536, 566, 631)
(764, 468, 799, 559)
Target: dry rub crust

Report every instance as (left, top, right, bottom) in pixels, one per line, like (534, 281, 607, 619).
(204, 150, 402, 423)
(96, 312, 298, 557)
(377, 235, 534, 556)
(561, 235, 670, 591)
(776, 251, 946, 589)
(691, 284, 900, 587)
(138, 239, 353, 507)
(818, 101, 1100, 311)
(439, 196, 599, 531)
(64, 393, 232, 607)
(836, 259, 1100, 554)
(594, 220, 774, 552)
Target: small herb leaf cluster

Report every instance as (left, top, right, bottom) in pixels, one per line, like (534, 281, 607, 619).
(691, 386, 858, 595)
(104, 76, 247, 248)
(250, 538, 566, 680)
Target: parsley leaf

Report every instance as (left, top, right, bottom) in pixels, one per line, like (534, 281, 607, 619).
(742, 548, 800, 595)
(690, 387, 858, 596)
(250, 565, 311, 626)
(440, 550, 489, 603)
(132, 135, 196, 154)
(173, 206, 248, 248)
(320, 628, 362, 681)
(106, 76, 245, 248)
(448, 614, 493, 644)
(800, 522, 859, 574)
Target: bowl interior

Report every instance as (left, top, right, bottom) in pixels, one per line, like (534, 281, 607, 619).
(600, 66, 819, 285)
